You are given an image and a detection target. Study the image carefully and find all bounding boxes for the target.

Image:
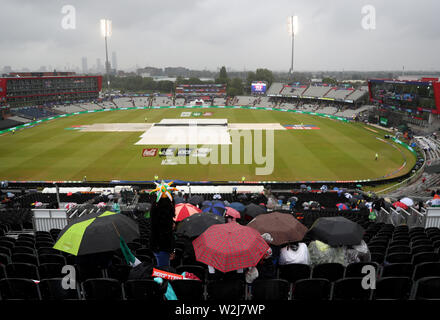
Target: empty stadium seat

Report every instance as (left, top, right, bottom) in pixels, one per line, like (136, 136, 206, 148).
(123, 279, 164, 301)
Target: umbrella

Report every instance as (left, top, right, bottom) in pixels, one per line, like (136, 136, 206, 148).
(176, 213, 225, 238)
(174, 203, 202, 222)
(97, 202, 106, 208)
(288, 196, 298, 203)
(307, 216, 365, 246)
(400, 197, 414, 207)
(224, 207, 241, 219)
(188, 195, 204, 206)
(245, 203, 266, 220)
(192, 222, 269, 273)
(228, 202, 246, 213)
(65, 203, 77, 210)
(336, 203, 348, 210)
(393, 201, 409, 210)
(247, 212, 308, 246)
(53, 211, 139, 256)
(237, 194, 248, 201)
(202, 200, 226, 216)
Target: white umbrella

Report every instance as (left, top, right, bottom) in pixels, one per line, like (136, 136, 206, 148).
(400, 197, 414, 207)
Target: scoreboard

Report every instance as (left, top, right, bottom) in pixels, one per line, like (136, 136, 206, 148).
(251, 81, 267, 94)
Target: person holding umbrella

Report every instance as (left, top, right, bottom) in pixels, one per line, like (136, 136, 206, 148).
(224, 207, 241, 223)
(307, 217, 370, 267)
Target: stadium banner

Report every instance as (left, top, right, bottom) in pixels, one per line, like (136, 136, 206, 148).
(392, 138, 417, 155)
(177, 148, 193, 156)
(159, 148, 176, 157)
(142, 148, 158, 157)
(191, 148, 212, 158)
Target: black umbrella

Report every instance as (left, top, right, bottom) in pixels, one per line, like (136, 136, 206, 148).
(176, 212, 225, 238)
(237, 194, 248, 201)
(244, 203, 267, 220)
(53, 211, 139, 256)
(188, 195, 204, 206)
(307, 216, 365, 246)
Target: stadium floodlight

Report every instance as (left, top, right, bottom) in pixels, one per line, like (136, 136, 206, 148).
(100, 19, 112, 38)
(287, 16, 298, 76)
(100, 19, 112, 97)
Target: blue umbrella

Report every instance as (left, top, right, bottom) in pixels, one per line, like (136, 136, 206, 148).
(202, 200, 226, 216)
(228, 202, 246, 213)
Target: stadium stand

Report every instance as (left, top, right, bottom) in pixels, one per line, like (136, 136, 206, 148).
(11, 106, 59, 120)
(266, 82, 284, 96)
(52, 104, 86, 114)
(302, 85, 333, 98)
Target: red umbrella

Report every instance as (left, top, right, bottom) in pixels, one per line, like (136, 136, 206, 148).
(224, 207, 241, 219)
(393, 201, 409, 210)
(174, 203, 202, 222)
(192, 222, 269, 273)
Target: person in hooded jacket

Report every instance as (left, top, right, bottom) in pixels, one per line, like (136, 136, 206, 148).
(150, 196, 176, 267)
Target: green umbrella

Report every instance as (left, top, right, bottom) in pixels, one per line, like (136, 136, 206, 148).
(53, 211, 139, 256)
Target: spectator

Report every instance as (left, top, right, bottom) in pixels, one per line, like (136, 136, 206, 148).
(150, 196, 176, 267)
(279, 242, 310, 265)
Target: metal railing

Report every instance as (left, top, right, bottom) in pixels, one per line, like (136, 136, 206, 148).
(375, 206, 426, 228)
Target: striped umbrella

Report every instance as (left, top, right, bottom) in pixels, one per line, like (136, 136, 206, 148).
(53, 211, 139, 256)
(174, 203, 202, 222)
(224, 207, 241, 219)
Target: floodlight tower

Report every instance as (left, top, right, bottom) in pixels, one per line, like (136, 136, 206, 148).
(100, 19, 112, 98)
(287, 16, 298, 77)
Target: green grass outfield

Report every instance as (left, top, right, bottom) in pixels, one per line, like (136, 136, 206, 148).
(0, 107, 416, 182)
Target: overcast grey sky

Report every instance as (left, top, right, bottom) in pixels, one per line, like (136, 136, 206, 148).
(1, 0, 439, 72)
